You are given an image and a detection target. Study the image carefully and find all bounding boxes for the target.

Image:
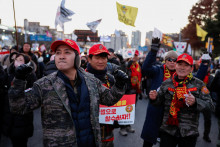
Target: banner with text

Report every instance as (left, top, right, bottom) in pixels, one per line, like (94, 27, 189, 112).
(99, 94, 136, 125)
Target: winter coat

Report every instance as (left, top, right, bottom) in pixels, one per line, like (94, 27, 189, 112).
(210, 69, 220, 118)
(106, 62, 120, 75)
(43, 60, 57, 76)
(141, 51, 165, 144)
(141, 51, 209, 144)
(152, 76, 214, 137)
(86, 63, 116, 144)
(2, 62, 37, 138)
(0, 65, 7, 135)
(8, 68, 125, 147)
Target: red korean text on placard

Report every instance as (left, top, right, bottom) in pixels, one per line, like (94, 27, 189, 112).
(105, 113, 131, 122)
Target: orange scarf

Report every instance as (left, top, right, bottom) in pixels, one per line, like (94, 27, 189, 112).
(163, 64, 175, 81)
(166, 72, 193, 126)
(130, 61, 142, 93)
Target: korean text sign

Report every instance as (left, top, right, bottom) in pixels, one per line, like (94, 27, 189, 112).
(99, 94, 136, 125)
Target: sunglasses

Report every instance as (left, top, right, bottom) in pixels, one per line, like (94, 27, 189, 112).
(167, 58, 177, 62)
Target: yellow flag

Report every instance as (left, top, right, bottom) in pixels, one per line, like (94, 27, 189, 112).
(116, 2, 138, 27)
(196, 24, 208, 41)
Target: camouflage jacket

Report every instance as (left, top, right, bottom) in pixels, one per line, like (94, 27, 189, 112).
(152, 76, 215, 137)
(8, 68, 125, 147)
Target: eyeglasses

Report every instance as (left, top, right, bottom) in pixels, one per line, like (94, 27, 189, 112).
(167, 58, 177, 62)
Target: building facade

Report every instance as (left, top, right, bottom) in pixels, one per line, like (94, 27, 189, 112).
(131, 30, 141, 49)
(103, 30, 128, 52)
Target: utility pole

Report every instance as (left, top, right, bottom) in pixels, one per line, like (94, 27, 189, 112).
(12, 0, 18, 48)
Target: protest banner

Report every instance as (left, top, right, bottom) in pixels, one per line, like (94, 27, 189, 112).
(99, 94, 136, 125)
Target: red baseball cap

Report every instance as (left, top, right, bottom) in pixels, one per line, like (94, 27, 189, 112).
(135, 50, 139, 56)
(177, 53, 193, 65)
(89, 44, 110, 55)
(50, 39, 80, 54)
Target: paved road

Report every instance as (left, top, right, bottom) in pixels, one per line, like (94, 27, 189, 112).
(1, 96, 218, 147)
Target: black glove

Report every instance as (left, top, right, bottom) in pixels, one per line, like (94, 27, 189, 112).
(113, 69, 128, 89)
(202, 59, 210, 64)
(15, 64, 33, 80)
(151, 37, 161, 52)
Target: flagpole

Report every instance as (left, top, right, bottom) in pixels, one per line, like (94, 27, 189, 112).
(12, 0, 19, 49)
(61, 24, 64, 40)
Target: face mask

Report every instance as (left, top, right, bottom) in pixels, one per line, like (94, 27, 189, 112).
(14, 60, 23, 68)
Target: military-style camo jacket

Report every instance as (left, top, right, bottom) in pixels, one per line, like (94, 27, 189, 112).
(152, 76, 215, 137)
(8, 68, 125, 147)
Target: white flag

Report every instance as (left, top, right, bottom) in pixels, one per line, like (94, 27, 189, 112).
(87, 36, 91, 42)
(55, 7, 64, 30)
(187, 44, 192, 55)
(55, 0, 75, 30)
(152, 28, 163, 41)
(86, 19, 102, 33)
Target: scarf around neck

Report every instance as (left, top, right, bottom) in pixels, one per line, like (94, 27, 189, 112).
(130, 61, 142, 93)
(163, 64, 175, 81)
(166, 72, 193, 126)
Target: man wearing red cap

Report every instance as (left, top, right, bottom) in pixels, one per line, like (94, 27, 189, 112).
(86, 44, 128, 147)
(149, 53, 214, 147)
(127, 49, 142, 101)
(8, 39, 128, 147)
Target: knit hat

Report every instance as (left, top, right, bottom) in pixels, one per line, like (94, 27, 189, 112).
(164, 50, 178, 61)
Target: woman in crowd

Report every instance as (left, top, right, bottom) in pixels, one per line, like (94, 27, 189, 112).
(1, 53, 37, 147)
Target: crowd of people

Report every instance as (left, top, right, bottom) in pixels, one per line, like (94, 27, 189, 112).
(0, 38, 219, 147)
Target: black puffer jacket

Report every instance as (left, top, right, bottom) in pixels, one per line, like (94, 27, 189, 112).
(43, 60, 57, 76)
(1, 62, 37, 138)
(0, 65, 7, 135)
(210, 69, 220, 118)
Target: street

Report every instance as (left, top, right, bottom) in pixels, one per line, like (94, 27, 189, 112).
(1, 96, 218, 147)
